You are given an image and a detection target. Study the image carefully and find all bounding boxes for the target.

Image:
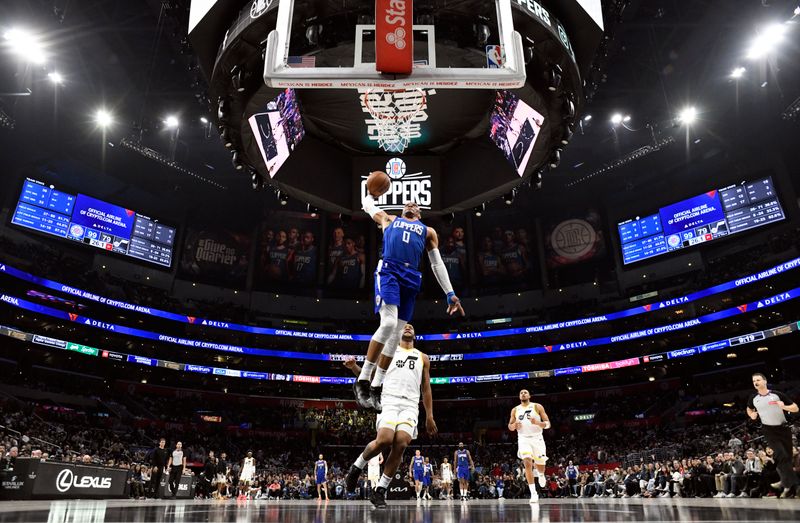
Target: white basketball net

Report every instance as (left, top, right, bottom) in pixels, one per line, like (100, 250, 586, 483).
(363, 89, 427, 154)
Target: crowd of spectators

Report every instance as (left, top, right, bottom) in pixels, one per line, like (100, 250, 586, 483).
(2, 375, 798, 501)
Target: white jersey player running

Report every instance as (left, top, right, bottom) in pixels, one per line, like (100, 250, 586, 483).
(239, 452, 256, 485)
(343, 324, 437, 508)
(508, 389, 551, 503)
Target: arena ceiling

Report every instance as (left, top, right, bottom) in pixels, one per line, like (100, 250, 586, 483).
(0, 0, 798, 221)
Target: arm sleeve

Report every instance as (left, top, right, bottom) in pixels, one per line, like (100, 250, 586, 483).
(747, 395, 756, 410)
(362, 193, 380, 219)
(427, 248, 454, 297)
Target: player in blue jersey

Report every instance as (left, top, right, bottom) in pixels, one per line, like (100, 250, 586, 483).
(291, 231, 317, 284)
(422, 457, 434, 500)
(409, 450, 426, 500)
(454, 442, 474, 501)
(357, 192, 465, 411)
(314, 454, 328, 500)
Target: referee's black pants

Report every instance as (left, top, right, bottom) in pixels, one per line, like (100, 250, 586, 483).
(168, 466, 184, 497)
(762, 424, 798, 489)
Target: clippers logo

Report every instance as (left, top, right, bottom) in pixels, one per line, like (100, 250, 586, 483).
(386, 27, 407, 50)
(360, 158, 432, 211)
(68, 313, 79, 322)
(250, 0, 273, 19)
(56, 469, 112, 493)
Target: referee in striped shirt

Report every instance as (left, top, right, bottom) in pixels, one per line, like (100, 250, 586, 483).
(746, 373, 798, 498)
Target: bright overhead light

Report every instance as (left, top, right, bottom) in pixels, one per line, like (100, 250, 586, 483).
(678, 106, 697, 124)
(3, 28, 46, 64)
(746, 23, 787, 59)
(583, 114, 592, 122)
(610, 113, 623, 124)
(200, 116, 209, 124)
(622, 115, 631, 123)
(47, 71, 63, 84)
(164, 115, 179, 129)
(95, 109, 113, 128)
(730, 66, 746, 79)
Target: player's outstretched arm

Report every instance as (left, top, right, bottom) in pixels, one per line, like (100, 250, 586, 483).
(425, 228, 465, 317)
(343, 356, 361, 377)
(421, 354, 437, 436)
(362, 193, 393, 228)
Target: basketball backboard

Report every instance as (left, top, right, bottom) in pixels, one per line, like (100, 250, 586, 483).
(263, 0, 526, 90)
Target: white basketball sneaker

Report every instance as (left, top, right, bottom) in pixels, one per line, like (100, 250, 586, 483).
(529, 490, 539, 503)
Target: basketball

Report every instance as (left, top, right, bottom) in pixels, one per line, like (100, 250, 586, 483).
(366, 171, 391, 197)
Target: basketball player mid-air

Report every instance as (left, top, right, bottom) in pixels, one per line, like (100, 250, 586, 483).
(343, 323, 437, 508)
(508, 388, 551, 503)
(356, 183, 465, 411)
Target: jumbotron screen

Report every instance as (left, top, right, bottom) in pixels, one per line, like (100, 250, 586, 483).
(11, 178, 176, 267)
(618, 176, 785, 265)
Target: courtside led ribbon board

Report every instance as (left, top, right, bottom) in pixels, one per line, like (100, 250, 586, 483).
(1, 257, 798, 342)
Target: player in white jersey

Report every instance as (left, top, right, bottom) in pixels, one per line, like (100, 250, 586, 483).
(440, 457, 454, 499)
(508, 389, 551, 503)
(239, 451, 256, 486)
(344, 324, 437, 508)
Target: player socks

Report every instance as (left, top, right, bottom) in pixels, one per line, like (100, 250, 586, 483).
(378, 474, 392, 489)
(354, 454, 368, 469)
(371, 367, 387, 388)
(529, 484, 537, 495)
(358, 360, 376, 381)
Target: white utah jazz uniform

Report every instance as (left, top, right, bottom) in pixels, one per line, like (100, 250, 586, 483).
(441, 462, 453, 483)
(515, 403, 548, 465)
(367, 455, 381, 485)
(240, 456, 256, 483)
(377, 346, 424, 439)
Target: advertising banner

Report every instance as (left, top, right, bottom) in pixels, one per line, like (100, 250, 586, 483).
(178, 227, 252, 287)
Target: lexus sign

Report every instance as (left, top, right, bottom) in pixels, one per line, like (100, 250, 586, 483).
(56, 468, 113, 493)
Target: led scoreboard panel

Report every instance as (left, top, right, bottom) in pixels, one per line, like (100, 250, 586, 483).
(11, 178, 176, 267)
(618, 176, 785, 265)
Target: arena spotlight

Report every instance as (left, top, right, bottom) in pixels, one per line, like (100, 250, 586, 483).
(95, 109, 113, 128)
(231, 65, 245, 92)
(220, 127, 233, 148)
(622, 115, 631, 123)
(503, 188, 516, 205)
(730, 66, 746, 79)
(278, 191, 289, 205)
(3, 28, 46, 64)
(549, 148, 562, 169)
(610, 113, 624, 124)
(746, 23, 788, 59)
(217, 97, 229, 122)
(678, 106, 697, 125)
(47, 71, 63, 85)
(473, 21, 491, 46)
(200, 116, 209, 124)
(560, 126, 573, 145)
(307, 204, 319, 217)
(583, 114, 592, 122)
(473, 204, 485, 217)
(231, 150, 244, 171)
(164, 115, 179, 129)
(548, 64, 562, 92)
(563, 97, 576, 120)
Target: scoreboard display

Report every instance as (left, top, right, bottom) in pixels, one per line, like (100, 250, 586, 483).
(11, 178, 176, 267)
(618, 176, 785, 265)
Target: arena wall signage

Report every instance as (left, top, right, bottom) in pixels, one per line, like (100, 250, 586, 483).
(1, 256, 798, 342)
(1, 318, 796, 388)
(0, 459, 129, 500)
(354, 156, 439, 212)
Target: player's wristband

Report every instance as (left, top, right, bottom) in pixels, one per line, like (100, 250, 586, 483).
(361, 194, 380, 219)
(446, 291, 456, 303)
(543, 421, 551, 429)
